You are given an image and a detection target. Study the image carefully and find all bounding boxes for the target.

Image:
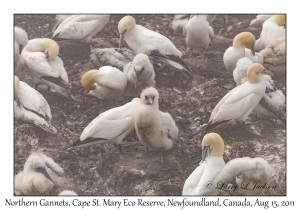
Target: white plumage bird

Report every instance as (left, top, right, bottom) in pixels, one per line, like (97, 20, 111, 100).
(134, 87, 178, 152)
(184, 15, 214, 58)
(249, 15, 273, 28)
(52, 15, 110, 42)
(118, 15, 192, 78)
(14, 76, 57, 134)
(233, 57, 285, 122)
(21, 38, 75, 101)
(67, 98, 141, 152)
(14, 26, 28, 80)
(14, 152, 63, 195)
(254, 15, 286, 53)
(202, 63, 273, 133)
(52, 15, 72, 33)
(182, 133, 225, 195)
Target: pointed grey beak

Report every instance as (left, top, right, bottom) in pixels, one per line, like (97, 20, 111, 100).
(119, 30, 127, 49)
(45, 51, 50, 59)
(134, 67, 145, 88)
(202, 145, 211, 161)
(262, 68, 274, 77)
(35, 166, 54, 183)
(145, 95, 155, 105)
(283, 23, 286, 29)
(250, 44, 255, 55)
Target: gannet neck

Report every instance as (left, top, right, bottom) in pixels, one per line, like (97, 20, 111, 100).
(118, 15, 136, 35)
(140, 87, 159, 108)
(247, 63, 264, 83)
(81, 69, 101, 90)
(43, 39, 59, 60)
(202, 133, 224, 157)
(233, 32, 256, 48)
(270, 14, 286, 26)
(26, 38, 59, 60)
(14, 76, 20, 99)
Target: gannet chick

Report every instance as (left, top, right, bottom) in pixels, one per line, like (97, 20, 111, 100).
(58, 190, 77, 196)
(223, 32, 263, 75)
(184, 15, 214, 58)
(14, 27, 28, 80)
(249, 15, 273, 28)
(52, 15, 72, 32)
(171, 15, 189, 35)
(14, 76, 57, 134)
(220, 157, 272, 195)
(14, 152, 63, 195)
(134, 87, 178, 153)
(255, 14, 286, 52)
(90, 47, 135, 70)
(21, 38, 75, 101)
(182, 133, 225, 195)
(233, 57, 285, 122)
(202, 63, 273, 133)
(118, 15, 192, 78)
(52, 15, 110, 42)
(123, 53, 156, 97)
(67, 98, 141, 152)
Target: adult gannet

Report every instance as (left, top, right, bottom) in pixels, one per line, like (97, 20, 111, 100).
(14, 27, 28, 80)
(134, 87, 178, 153)
(220, 157, 272, 195)
(52, 15, 110, 42)
(184, 15, 214, 58)
(182, 133, 225, 195)
(223, 32, 263, 75)
(118, 15, 192, 77)
(14, 152, 64, 195)
(58, 190, 78, 196)
(249, 15, 273, 28)
(122, 53, 156, 97)
(254, 14, 286, 52)
(233, 57, 285, 122)
(21, 38, 75, 101)
(90, 47, 135, 70)
(67, 98, 141, 152)
(201, 63, 273, 133)
(14, 76, 57, 134)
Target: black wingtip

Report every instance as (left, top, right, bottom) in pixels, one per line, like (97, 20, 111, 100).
(41, 76, 70, 90)
(66, 137, 107, 150)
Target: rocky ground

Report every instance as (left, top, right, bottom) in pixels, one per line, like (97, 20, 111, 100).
(14, 14, 286, 196)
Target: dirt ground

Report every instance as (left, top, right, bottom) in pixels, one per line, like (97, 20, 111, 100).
(14, 14, 286, 196)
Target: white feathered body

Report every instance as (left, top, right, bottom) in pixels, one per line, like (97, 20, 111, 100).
(182, 156, 225, 195)
(14, 27, 28, 80)
(249, 15, 273, 28)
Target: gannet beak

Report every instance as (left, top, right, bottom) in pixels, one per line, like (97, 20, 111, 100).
(35, 166, 54, 183)
(202, 145, 211, 161)
(45, 51, 50, 60)
(119, 30, 127, 49)
(262, 68, 274, 77)
(250, 44, 255, 55)
(283, 23, 286, 29)
(145, 95, 154, 105)
(134, 67, 145, 88)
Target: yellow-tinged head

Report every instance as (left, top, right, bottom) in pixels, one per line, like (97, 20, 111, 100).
(43, 38, 59, 60)
(233, 32, 256, 54)
(201, 132, 224, 160)
(81, 70, 100, 90)
(271, 14, 286, 27)
(118, 15, 136, 48)
(247, 63, 274, 83)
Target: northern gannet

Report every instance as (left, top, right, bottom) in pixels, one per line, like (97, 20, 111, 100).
(90, 47, 135, 70)
(52, 15, 72, 32)
(182, 133, 225, 195)
(58, 190, 78, 196)
(21, 38, 75, 101)
(201, 63, 273, 133)
(14, 26, 28, 80)
(67, 98, 141, 152)
(122, 53, 156, 97)
(233, 57, 285, 122)
(223, 32, 263, 75)
(249, 15, 273, 28)
(14, 76, 57, 134)
(14, 152, 63, 195)
(220, 157, 272, 195)
(134, 87, 178, 153)
(52, 15, 110, 42)
(118, 15, 192, 78)
(254, 14, 286, 52)
(184, 15, 214, 58)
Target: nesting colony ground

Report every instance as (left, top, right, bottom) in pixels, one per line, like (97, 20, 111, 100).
(14, 14, 286, 196)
